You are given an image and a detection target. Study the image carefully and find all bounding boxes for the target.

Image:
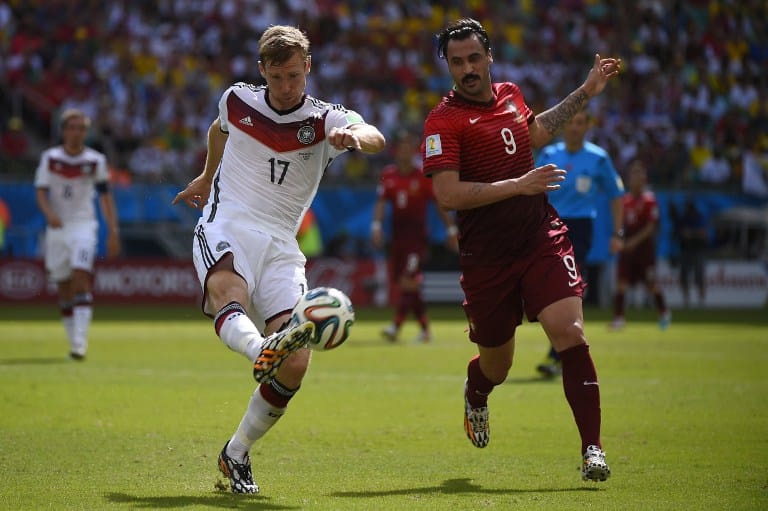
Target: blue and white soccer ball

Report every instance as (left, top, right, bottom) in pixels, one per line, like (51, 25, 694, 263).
(292, 287, 355, 351)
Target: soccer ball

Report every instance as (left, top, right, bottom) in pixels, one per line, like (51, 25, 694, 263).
(292, 287, 355, 351)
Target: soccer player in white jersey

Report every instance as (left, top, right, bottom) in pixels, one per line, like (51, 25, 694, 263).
(173, 25, 385, 494)
(34, 108, 121, 360)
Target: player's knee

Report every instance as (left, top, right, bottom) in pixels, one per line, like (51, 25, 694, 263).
(481, 357, 513, 384)
(555, 321, 586, 350)
(276, 349, 311, 383)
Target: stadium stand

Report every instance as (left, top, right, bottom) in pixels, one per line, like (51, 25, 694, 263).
(0, 1, 766, 262)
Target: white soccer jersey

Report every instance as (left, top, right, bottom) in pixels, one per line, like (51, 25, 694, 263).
(200, 82, 365, 240)
(34, 146, 109, 225)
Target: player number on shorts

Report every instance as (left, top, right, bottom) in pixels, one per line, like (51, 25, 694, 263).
(269, 158, 290, 184)
(500, 128, 517, 155)
(563, 254, 580, 287)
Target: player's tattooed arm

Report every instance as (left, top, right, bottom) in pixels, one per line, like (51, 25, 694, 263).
(528, 88, 588, 149)
(536, 89, 589, 137)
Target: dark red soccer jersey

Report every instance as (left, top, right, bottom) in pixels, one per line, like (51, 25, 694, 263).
(377, 164, 433, 250)
(422, 82, 562, 265)
(623, 191, 659, 236)
(623, 190, 659, 254)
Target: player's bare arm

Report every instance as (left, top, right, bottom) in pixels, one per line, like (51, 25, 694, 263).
(173, 118, 228, 209)
(98, 190, 121, 258)
(330, 124, 386, 153)
(624, 221, 657, 251)
(370, 196, 386, 248)
(531, 54, 622, 149)
(436, 206, 459, 252)
(431, 164, 566, 211)
(35, 188, 62, 228)
(609, 197, 625, 254)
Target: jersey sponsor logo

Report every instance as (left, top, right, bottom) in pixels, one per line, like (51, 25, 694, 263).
(425, 134, 442, 157)
(239, 116, 254, 126)
(469, 117, 481, 124)
(297, 125, 316, 144)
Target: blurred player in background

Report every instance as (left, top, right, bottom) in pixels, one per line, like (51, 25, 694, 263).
(173, 25, 385, 494)
(0, 196, 10, 255)
(423, 18, 620, 482)
(34, 108, 121, 360)
(669, 197, 708, 307)
(535, 109, 624, 377)
(371, 130, 458, 343)
(611, 159, 671, 330)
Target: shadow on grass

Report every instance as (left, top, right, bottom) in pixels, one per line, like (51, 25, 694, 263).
(330, 477, 602, 498)
(105, 491, 299, 510)
(0, 357, 69, 366)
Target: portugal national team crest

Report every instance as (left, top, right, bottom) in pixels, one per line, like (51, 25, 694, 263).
(505, 99, 524, 123)
(297, 125, 316, 145)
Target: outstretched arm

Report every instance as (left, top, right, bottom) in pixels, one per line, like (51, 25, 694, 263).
(173, 118, 228, 209)
(431, 164, 566, 211)
(529, 54, 622, 149)
(329, 124, 386, 154)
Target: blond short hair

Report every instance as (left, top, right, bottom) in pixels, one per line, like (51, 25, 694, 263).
(258, 25, 310, 67)
(60, 109, 90, 130)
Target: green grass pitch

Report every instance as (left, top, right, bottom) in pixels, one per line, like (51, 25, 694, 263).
(1, 303, 766, 510)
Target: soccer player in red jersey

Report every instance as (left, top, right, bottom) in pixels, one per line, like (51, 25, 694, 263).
(422, 18, 621, 482)
(611, 159, 671, 330)
(371, 131, 458, 343)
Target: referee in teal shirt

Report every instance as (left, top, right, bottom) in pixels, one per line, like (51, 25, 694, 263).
(536, 109, 625, 377)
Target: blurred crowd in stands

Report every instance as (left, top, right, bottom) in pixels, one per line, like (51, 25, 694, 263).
(0, 0, 767, 196)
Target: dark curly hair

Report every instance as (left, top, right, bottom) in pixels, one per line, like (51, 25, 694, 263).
(436, 18, 490, 59)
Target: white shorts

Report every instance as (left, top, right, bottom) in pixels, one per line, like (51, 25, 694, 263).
(192, 219, 307, 330)
(44, 221, 98, 282)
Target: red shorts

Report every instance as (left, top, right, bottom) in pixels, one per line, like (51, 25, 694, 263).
(617, 247, 656, 285)
(460, 233, 584, 347)
(390, 245, 425, 281)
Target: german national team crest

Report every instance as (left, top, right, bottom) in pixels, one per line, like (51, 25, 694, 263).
(297, 125, 315, 144)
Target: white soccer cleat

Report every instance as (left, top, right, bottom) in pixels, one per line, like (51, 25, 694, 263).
(581, 445, 611, 482)
(658, 311, 672, 330)
(413, 330, 432, 343)
(608, 317, 625, 331)
(381, 324, 398, 342)
(463, 380, 489, 448)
